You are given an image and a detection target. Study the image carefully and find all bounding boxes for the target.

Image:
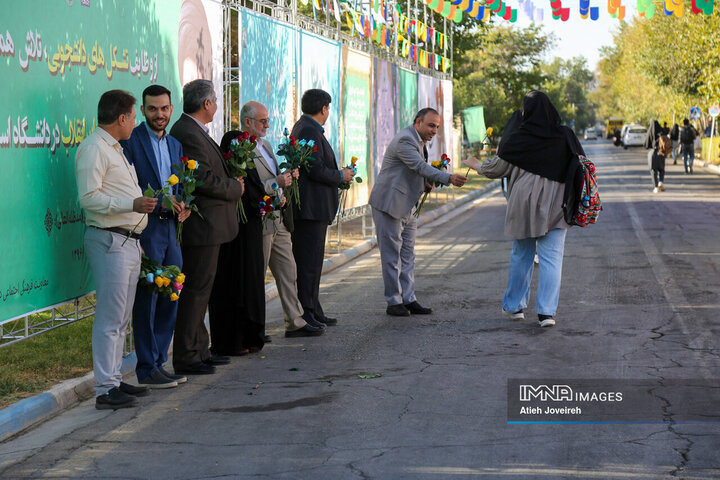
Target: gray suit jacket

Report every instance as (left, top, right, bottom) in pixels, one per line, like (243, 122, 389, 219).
(253, 138, 292, 234)
(369, 125, 451, 219)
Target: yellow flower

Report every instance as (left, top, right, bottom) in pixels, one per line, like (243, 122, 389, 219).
(351, 156, 358, 163)
(263, 195, 272, 202)
(162, 277, 171, 287)
(170, 293, 179, 301)
(168, 174, 179, 186)
(154, 277, 164, 288)
(486, 127, 494, 136)
(187, 159, 198, 170)
(431, 160, 441, 167)
(176, 273, 185, 284)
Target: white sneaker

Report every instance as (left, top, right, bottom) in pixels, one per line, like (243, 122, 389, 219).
(653, 187, 659, 193)
(503, 308, 524, 320)
(658, 182, 665, 191)
(538, 316, 555, 327)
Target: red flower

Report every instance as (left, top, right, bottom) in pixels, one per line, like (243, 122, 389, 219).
(240, 131, 250, 140)
(312, 145, 319, 152)
(223, 151, 231, 160)
(441, 153, 449, 160)
(180, 156, 189, 164)
(290, 138, 296, 146)
(249, 135, 257, 143)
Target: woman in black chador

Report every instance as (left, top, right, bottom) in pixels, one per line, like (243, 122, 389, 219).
(207, 130, 266, 355)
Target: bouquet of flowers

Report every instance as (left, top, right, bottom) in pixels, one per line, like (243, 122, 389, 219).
(338, 156, 363, 218)
(223, 132, 257, 223)
(414, 153, 451, 218)
(276, 127, 317, 208)
(257, 191, 284, 232)
(139, 254, 185, 301)
(143, 156, 202, 246)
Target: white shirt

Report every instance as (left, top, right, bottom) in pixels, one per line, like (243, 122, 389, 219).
(75, 128, 146, 231)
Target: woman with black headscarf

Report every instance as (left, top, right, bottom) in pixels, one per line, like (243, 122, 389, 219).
(644, 120, 667, 193)
(463, 91, 584, 328)
(206, 130, 267, 355)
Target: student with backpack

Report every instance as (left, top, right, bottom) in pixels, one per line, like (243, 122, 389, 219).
(669, 123, 680, 164)
(680, 118, 698, 174)
(645, 121, 671, 193)
(462, 91, 588, 328)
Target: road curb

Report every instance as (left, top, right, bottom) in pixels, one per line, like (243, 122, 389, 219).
(695, 158, 720, 175)
(1, 182, 500, 442)
(0, 353, 136, 442)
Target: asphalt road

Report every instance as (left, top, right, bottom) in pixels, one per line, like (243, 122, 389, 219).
(1, 140, 719, 479)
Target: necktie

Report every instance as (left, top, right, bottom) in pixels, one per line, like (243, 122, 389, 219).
(423, 145, 429, 162)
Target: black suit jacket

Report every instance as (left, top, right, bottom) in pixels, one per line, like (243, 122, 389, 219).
(169, 114, 244, 246)
(290, 115, 343, 222)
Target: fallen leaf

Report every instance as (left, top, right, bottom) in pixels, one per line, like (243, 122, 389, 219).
(358, 373, 382, 379)
(289, 367, 299, 371)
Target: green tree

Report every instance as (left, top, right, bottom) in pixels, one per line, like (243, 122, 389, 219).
(453, 24, 554, 133)
(542, 56, 597, 131)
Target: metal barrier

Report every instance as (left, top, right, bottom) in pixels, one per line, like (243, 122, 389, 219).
(0, 294, 96, 348)
(327, 204, 375, 253)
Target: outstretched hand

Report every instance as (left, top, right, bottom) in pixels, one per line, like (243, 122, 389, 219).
(462, 155, 481, 172)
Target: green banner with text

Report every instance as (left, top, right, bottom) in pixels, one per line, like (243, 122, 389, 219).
(0, 0, 182, 321)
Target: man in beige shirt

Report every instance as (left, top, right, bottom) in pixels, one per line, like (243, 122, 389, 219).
(75, 90, 157, 410)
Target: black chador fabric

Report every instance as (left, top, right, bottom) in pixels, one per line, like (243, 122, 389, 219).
(208, 131, 266, 353)
(644, 120, 662, 150)
(497, 91, 583, 182)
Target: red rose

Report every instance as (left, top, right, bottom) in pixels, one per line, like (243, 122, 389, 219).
(290, 138, 296, 146)
(240, 131, 249, 140)
(312, 145, 319, 152)
(249, 135, 257, 143)
(180, 156, 189, 164)
(289, 135, 296, 142)
(223, 151, 231, 160)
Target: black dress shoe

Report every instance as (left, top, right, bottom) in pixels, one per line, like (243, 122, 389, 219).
(95, 387, 137, 410)
(302, 313, 326, 329)
(263, 334, 272, 343)
(174, 362, 216, 375)
(119, 382, 150, 397)
(317, 316, 338, 326)
(205, 354, 231, 365)
(285, 324, 325, 337)
(386, 304, 410, 316)
(405, 301, 433, 314)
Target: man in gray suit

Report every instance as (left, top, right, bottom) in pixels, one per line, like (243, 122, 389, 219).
(369, 108, 467, 316)
(239, 101, 323, 338)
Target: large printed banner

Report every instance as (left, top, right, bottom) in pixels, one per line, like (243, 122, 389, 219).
(341, 47, 371, 206)
(373, 58, 397, 178)
(239, 10, 296, 148)
(0, 0, 190, 322)
(299, 32, 341, 156)
(397, 67, 418, 134)
(418, 73, 452, 169)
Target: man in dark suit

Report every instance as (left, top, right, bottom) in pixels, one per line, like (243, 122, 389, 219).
(169, 79, 245, 375)
(290, 89, 353, 328)
(121, 85, 190, 388)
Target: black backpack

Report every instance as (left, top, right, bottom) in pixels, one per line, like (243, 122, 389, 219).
(680, 126, 695, 144)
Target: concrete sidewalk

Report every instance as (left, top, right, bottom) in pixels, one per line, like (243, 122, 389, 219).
(0, 181, 499, 443)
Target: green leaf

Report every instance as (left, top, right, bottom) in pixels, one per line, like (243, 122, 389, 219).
(358, 373, 382, 379)
(162, 196, 174, 210)
(144, 185, 156, 197)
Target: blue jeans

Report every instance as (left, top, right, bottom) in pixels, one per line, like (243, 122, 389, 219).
(502, 228, 567, 316)
(682, 144, 694, 173)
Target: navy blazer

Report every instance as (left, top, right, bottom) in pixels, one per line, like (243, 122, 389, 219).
(120, 122, 184, 239)
(290, 115, 343, 222)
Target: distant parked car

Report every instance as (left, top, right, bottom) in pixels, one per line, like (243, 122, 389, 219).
(583, 129, 597, 140)
(622, 125, 646, 149)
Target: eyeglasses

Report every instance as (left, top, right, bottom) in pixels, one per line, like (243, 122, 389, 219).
(250, 118, 270, 126)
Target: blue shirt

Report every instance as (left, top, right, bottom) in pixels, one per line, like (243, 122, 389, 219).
(144, 122, 172, 191)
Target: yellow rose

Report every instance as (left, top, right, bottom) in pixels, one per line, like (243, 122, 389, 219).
(486, 127, 494, 136)
(351, 156, 358, 163)
(170, 293, 179, 301)
(162, 277, 171, 287)
(176, 273, 185, 284)
(431, 160, 441, 167)
(168, 174, 179, 186)
(187, 159, 198, 170)
(154, 277, 164, 288)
